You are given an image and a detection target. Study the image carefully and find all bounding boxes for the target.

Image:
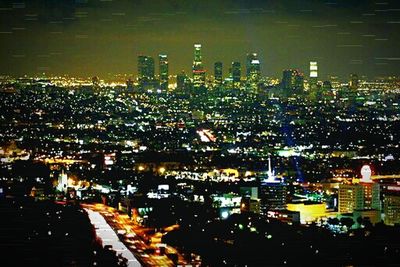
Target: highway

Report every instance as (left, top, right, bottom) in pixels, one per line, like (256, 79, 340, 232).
(85, 208, 142, 267)
(83, 203, 200, 267)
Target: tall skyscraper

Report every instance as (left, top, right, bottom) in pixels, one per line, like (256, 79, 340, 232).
(138, 55, 155, 83)
(282, 69, 304, 91)
(214, 62, 223, 86)
(230, 61, 241, 84)
(159, 54, 168, 91)
(309, 61, 318, 90)
(192, 44, 206, 89)
(176, 70, 189, 93)
(246, 53, 261, 87)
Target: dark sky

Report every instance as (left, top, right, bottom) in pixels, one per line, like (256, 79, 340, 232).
(1, 0, 400, 79)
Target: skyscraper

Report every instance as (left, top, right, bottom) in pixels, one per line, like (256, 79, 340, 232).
(309, 61, 318, 90)
(176, 70, 189, 93)
(192, 44, 206, 89)
(230, 61, 241, 86)
(282, 69, 304, 91)
(246, 53, 261, 87)
(138, 55, 155, 83)
(159, 54, 168, 91)
(214, 62, 223, 86)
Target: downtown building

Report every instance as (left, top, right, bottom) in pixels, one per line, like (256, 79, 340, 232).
(192, 44, 206, 90)
(229, 61, 241, 89)
(214, 61, 223, 87)
(159, 54, 169, 91)
(246, 53, 261, 89)
(137, 55, 156, 90)
(282, 69, 304, 92)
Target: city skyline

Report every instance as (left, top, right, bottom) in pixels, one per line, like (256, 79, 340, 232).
(1, 0, 400, 78)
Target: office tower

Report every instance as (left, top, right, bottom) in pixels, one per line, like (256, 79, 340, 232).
(309, 61, 318, 90)
(230, 61, 241, 84)
(192, 44, 206, 89)
(338, 184, 364, 213)
(159, 54, 168, 91)
(259, 157, 288, 214)
(259, 182, 288, 213)
(214, 62, 223, 86)
(138, 55, 155, 83)
(282, 69, 303, 91)
(349, 73, 359, 90)
(338, 182, 380, 214)
(384, 194, 400, 226)
(246, 53, 261, 87)
(294, 72, 304, 91)
(176, 70, 189, 92)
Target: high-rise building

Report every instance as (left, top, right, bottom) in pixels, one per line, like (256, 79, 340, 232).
(176, 70, 189, 93)
(282, 69, 304, 91)
(192, 44, 206, 89)
(159, 54, 168, 91)
(214, 62, 223, 86)
(260, 182, 288, 213)
(309, 61, 318, 90)
(381, 184, 400, 225)
(259, 157, 288, 214)
(246, 53, 261, 87)
(230, 61, 241, 84)
(384, 194, 400, 226)
(294, 72, 304, 91)
(338, 181, 380, 213)
(138, 55, 155, 83)
(349, 73, 359, 90)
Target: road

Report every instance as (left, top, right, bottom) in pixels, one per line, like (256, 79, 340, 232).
(83, 203, 201, 267)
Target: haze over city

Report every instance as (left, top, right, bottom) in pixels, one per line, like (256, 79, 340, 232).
(1, 0, 400, 78)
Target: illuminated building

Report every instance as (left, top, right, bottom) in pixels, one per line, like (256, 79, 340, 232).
(240, 197, 261, 214)
(214, 61, 223, 86)
(260, 182, 288, 213)
(309, 61, 318, 90)
(259, 157, 288, 213)
(384, 194, 400, 226)
(338, 184, 364, 213)
(240, 187, 260, 214)
(246, 53, 261, 87)
(176, 70, 189, 93)
(282, 69, 304, 91)
(192, 44, 206, 89)
(230, 61, 241, 88)
(349, 73, 359, 90)
(287, 202, 327, 224)
(266, 210, 300, 224)
(338, 165, 380, 214)
(57, 170, 68, 193)
(339, 183, 381, 213)
(159, 54, 169, 91)
(381, 184, 400, 225)
(138, 55, 155, 82)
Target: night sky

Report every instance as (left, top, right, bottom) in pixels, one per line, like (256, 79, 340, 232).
(1, 0, 400, 79)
